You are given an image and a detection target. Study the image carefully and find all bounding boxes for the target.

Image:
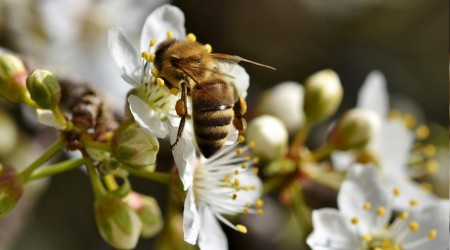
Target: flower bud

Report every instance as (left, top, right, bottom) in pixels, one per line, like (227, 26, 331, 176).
(304, 69, 343, 123)
(125, 192, 163, 238)
(246, 115, 289, 161)
(26, 69, 61, 109)
(0, 164, 24, 218)
(94, 195, 142, 249)
(0, 54, 30, 103)
(327, 108, 381, 150)
(112, 123, 159, 169)
(257, 81, 305, 133)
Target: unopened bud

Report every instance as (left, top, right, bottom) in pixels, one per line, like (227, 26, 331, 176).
(125, 192, 163, 238)
(304, 69, 343, 123)
(94, 195, 142, 249)
(112, 124, 159, 169)
(0, 54, 30, 103)
(26, 69, 61, 109)
(328, 108, 381, 150)
(0, 164, 24, 218)
(257, 81, 305, 133)
(246, 115, 288, 161)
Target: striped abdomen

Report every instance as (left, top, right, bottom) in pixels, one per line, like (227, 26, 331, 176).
(192, 80, 235, 158)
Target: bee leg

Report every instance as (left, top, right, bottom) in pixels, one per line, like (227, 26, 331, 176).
(170, 82, 188, 150)
(232, 97, 247, 133)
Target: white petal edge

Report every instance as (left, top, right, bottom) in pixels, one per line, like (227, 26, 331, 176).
(357, 70, 389, 118)
(307, 208, 359, 250)
(36, 109, 67, 129)
(128, 95, 168, 138)
(108, 27, 142, 86)
(183, 188, 201, 245)
(169, 121, 195, 190)
(198, 205, 228, 250)
(140, 4, 186, 52)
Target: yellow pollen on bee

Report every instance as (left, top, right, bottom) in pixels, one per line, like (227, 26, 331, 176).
(204, 43, 212, 53)
(151, 68, 159, 77)
(363, 202, 372, 211)
(232, 193, 237, 200)
(423, 144, 437, 157)
(223, 174, 231, 183)
(351, 217, 359, 224)
(408, 221, 420, 231)
(241, 163, 247, 169)
(149, 38, 157, 47)
(376, 207, 386, 216)
(242, 208, 249, 214)
(236, 224, 247, 234)
(236, 148, 243, 155)
(166, 30, 174, 40)
(253, 157, 260, 164)
(234, 169, 239, 175)
(409, 199, 419, 207)
(255, 199, 264, 208)
(403, 114, 416, 128)
(425, 159, 439, 174)
(170, 88, 180, 95)
(392, 187, 401, 196)
(398, 211, 409, 220)
(415, 124, 430, 140)
(420, 182, 433, 193)
(248, 141, 256, 148)
(252, 167, 259, 174)
(362, 234, 372, 241)
(428, 230, 437, 239)
(186, 33, 197, 42)
(156, 77, 165, 87)
(256, 209, 264, 215)
(238, 135, 245, 143)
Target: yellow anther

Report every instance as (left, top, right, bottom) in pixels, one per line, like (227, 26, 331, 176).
(234, 169, 239, 175)
(151, 68, 159, 77)
(351, 217, 359, 225)
(420, 182, 433, 193)
(245, 202, 251, 208)
(381, 239, 393, 247)
(234, 178, 241, 187)
(242, 208, 249, 214)
(389, 109, 402, 120)
(363, 202, 372, 211)
(204, 43, 212, 53)
(376, 207, 386, 216)
(232, 193, 237, 200)
(236, 148, 243, 155)
(166, 30, 174, 40)
(186, 33, 196, 42)
(255, 199, 264, 208)
(156, 77, 165, 87)
(403, 114, 416, 128)
(425, 159, 439, 174)
(248, 141, 256, 148)
(256, 209, 264, 215)
(415, 124, 430, 140)
(241, 163, 247, 169)
(170, 88, 180, 95)
(374, 248, 383, 250)
(141, 51, 151, 61)
(147, 53, 155, 62)
(428, 230, 437, 239)
(398, 211, 409, 220)
(392, 187, 401, 197)
(408, 221, 420, 231)
(409, 199, 419, 207)
(252, 167, 259, 174)
(149, 38, 157, 47)
(362, 234, 372, 241)
(236, 224, 247, 234)
(223, 174, 231, 183)
(244, 156, 251, 161)
(253, 157, 260, 164)
(238, 135, 245, 143)
(423, 144, 436, 157)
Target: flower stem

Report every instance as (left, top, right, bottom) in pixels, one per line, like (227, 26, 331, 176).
(81, 137, 112, 152)
(126, 167, 172, 185)
(51, 106, 67, 128)
(85, 158, 106, 199)
(19, 137, 66, 181)
(289, 122, 312, 158)
(311, 144, 334, 161)
(103, 174, 119, 191)
(28, 158, 85, 181)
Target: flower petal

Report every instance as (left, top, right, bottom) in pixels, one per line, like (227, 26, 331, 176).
(227, 64, 250, 99)
(307, 208, 359, 250)
(331, 151, 356, 171)
(183, 188, 201, 245)
(357, 70, 389, 118)
(128, 95, 168, 138)
(198, 205, 228, 250)
(36, 109, 67, 129)
(140, 4, 186, 52)
(108, 27, 142, 86)
(338, 164, 391, 234)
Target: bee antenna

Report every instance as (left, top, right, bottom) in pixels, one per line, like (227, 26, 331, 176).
(210, 53, 276, 70)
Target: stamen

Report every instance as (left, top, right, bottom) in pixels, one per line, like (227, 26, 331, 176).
(156, 77, 165, 87)
(408, 221, 420, 231)
(186, 33, 196, 42)
(234, 178, 240, 187)
(236, 148, 243, 155)
(151, 68, 159, 77)
(351, 217, 359, 224)
(363, 202, 372, 211)
(425, 159, 439, 174)
(252, 167, 259, 174)
(428, 230, 437, 239)
(398, 211, 409, 220)
(149, 38, 157, 47)
(255, 199, 264, 208)
(401, 230, 437, 249)
(392, 187, 401, 197)
(423, 144, 436, 157)
(238, 135, 245, 143)
(234, 169, 239, 175)
(241, 163, 247, 169)
(204, 44, 212, 53)
(170, 88, 180, 95)
(141, 51, 151, 61)
(376, 207, 386, 216)
(166, 30, 174, 40)
(389, 109, 402, 120)
(236, 224, 247, 234)
(248, 141, 256, 148)
(420, 182, 433, 193)
(223, 174, 231, 183)
(232, 193, 237, 200)
(242, 208, 249, 214)
(253, 157, 260, 164)
(256, 209, 264, 215)
(409, 199, 419, 207)
(362, 234, 372, 241)
(403, 114, 416, 128)
(245, 202, 251, 208)
(415, 124, 430, 140)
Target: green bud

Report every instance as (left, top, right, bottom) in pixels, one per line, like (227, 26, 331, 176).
(125, 192, 163, 238)
(94, 194, 142, 249)
(26, 69, 61, 109)
(0, 54, 30, 103)
(0, 164, 24, 218)
(112, 123, 159, 169)
(327, 108, 381, 150)
(246, 115, 288, 161)
(304, 69, 343, 123)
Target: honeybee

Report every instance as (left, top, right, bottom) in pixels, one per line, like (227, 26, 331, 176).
(153, 37, 274, 158)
